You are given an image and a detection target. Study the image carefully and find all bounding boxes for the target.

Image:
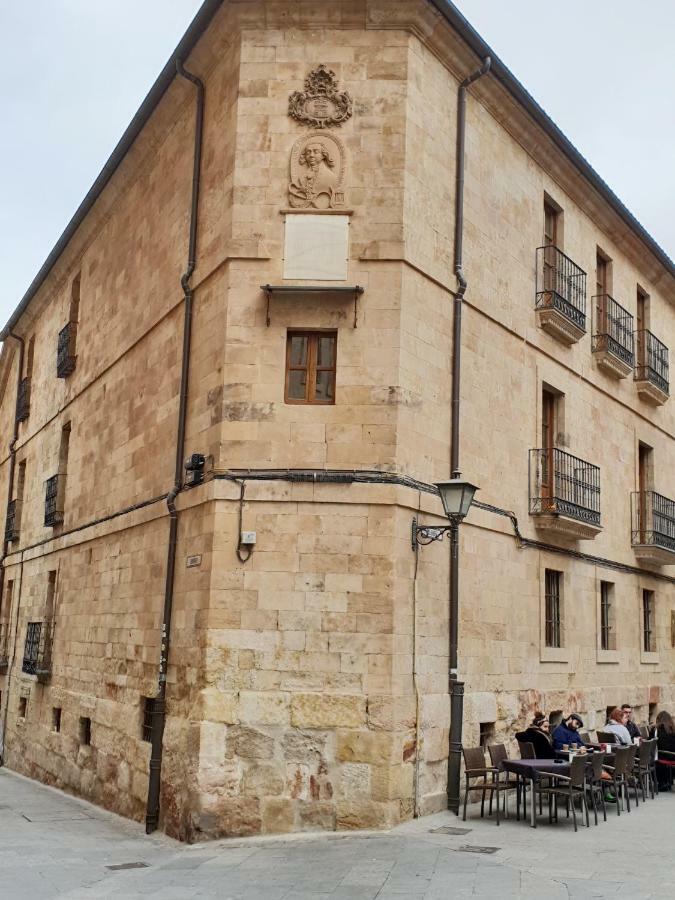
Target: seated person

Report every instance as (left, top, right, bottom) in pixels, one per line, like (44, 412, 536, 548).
(621, 703, 641, 741)
(515, 713, 554, 758)
(551, 713, 587, 751)
(604, 707, 632, 745)
(655, 710, 675, 791)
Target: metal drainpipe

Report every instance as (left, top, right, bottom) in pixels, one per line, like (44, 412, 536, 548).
(0, 333, 25, 764)
(447, 56, 491, 815)
(145, 59, 204, 835)
(0, 333, 25, 617)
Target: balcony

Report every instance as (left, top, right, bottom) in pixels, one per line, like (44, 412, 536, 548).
(22, 620, 52, 683)
(57, 321, 77, 378)
(535, 245, 587, 344)
(591, 295, 634, 378)
(529, 447, 601, 540)
(4, 499, 20, 544)
(44, 474, 64, 527)
(634, 330, 669, 405)
(631, 491, 675, 565)
(16, 376, 31, 423)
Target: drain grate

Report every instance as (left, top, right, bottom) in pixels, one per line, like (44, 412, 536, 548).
(106, 862, 150, 871)
(430, 826, 472, 835)
(458, 845, 499, 855)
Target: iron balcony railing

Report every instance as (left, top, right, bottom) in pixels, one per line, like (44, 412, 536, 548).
(634, 330, 669, 395)
(57, 321, 77, 378)
(591, 294, 634, 367)
(22, 620, 52, 681)
(44, 474, 63, 527)
(4, 499, 20, 543)
(529, 447, 601, 526)
(536, 244, 587, 332)
(0, 621, 9, 673)
(16, 376, 31, 423)
(631, 491, 675, 554)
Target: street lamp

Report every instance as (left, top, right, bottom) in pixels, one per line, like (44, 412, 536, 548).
(411, 473, 479, 817)
(411, 477, 478, 550)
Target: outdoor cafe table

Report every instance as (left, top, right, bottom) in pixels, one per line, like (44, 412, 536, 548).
(501, 759, 571, 828)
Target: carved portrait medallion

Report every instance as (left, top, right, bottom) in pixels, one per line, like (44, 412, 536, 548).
(288, 133, 346, 210)
(288, 65, 352, 129)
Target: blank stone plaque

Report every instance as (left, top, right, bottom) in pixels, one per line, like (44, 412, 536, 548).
(283, 214, 349, 281)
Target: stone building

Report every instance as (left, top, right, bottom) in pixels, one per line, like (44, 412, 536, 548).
(0, 0, 673, 839)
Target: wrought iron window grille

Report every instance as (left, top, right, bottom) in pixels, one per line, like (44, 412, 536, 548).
(5, 499, 20, 543)
(0, 621, 9, 673)
(536, 245, 587, 331)
(57, 321, 77, 378)
(631, 490, 675, 553)
(16, 376, 31, 423)
(591, 294, 634, 366)
(44, 474, 64, 527)
(21, 620, 52, 681)
(634, 330, 669, 395)
(529, 447, 601, 526)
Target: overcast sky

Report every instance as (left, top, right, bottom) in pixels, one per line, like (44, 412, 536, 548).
(1, 0, 673, 327)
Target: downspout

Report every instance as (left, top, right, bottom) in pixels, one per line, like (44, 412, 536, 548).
(447, 56, 491, 815)
(0, 333, 25, 616)
(0, 333, 25, 764)
(145, 59, 204, 835)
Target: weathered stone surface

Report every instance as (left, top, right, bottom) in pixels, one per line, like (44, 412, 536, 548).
(337, 731, 396, 765)
(226, 726, 274, 760)
(218, 797, 262, 838)
(281, 729, 328, 762)
(291, 694, 366, 729)
(338, 763, 370, 799)
(237, 691, 290, 725)
(242, 764, 285, 797)
(298, 800, 336, 832)
(261, 798, 296, 834)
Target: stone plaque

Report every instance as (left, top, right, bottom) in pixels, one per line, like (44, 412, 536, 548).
(283, 214, 349, 281)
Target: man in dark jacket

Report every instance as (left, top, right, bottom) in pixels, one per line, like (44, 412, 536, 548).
(621, 704, 641, 741)
(551, 714, 587, 750)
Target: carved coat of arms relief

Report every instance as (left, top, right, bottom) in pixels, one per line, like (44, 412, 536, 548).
(288, 65, 353, 129)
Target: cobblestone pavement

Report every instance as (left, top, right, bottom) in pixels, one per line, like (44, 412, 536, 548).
(1, 767, 674, 898)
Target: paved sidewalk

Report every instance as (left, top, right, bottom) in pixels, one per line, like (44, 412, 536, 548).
(1, 767, 673, 898)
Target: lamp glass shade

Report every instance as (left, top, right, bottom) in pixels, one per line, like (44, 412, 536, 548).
(436, 479, 478, 521)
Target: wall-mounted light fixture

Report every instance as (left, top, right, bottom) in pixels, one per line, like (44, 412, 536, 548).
(411, 477, 479, 551)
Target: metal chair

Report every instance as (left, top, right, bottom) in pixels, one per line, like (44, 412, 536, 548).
(623, 745, 640, 807)
(580, 732, 591, 744)
(518, 741, 535, 759)
(586, 751, 607, 824)
(604, 746, 632, 815)
(462, 746, 518, 825)
(538, 755, 590, 832)
(596, 730, 615, 744)
(639, 725, 650, 739)
(635, 739, 656, 800)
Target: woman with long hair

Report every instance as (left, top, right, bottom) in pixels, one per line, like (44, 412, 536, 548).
(655, 711, 675, 791)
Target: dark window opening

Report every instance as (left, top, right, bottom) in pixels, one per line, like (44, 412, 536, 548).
(479, 721, 495, 748)
(600, 581, 616, 651)
(52, 707, 62, 733)
(142, 697, 155, 743)
(18, 696, 27, 719)
(79, 716, 91, 746)
(643, 590, 655, 653)
(545, 569, 563, 648)
(22, 622, 42, 675)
